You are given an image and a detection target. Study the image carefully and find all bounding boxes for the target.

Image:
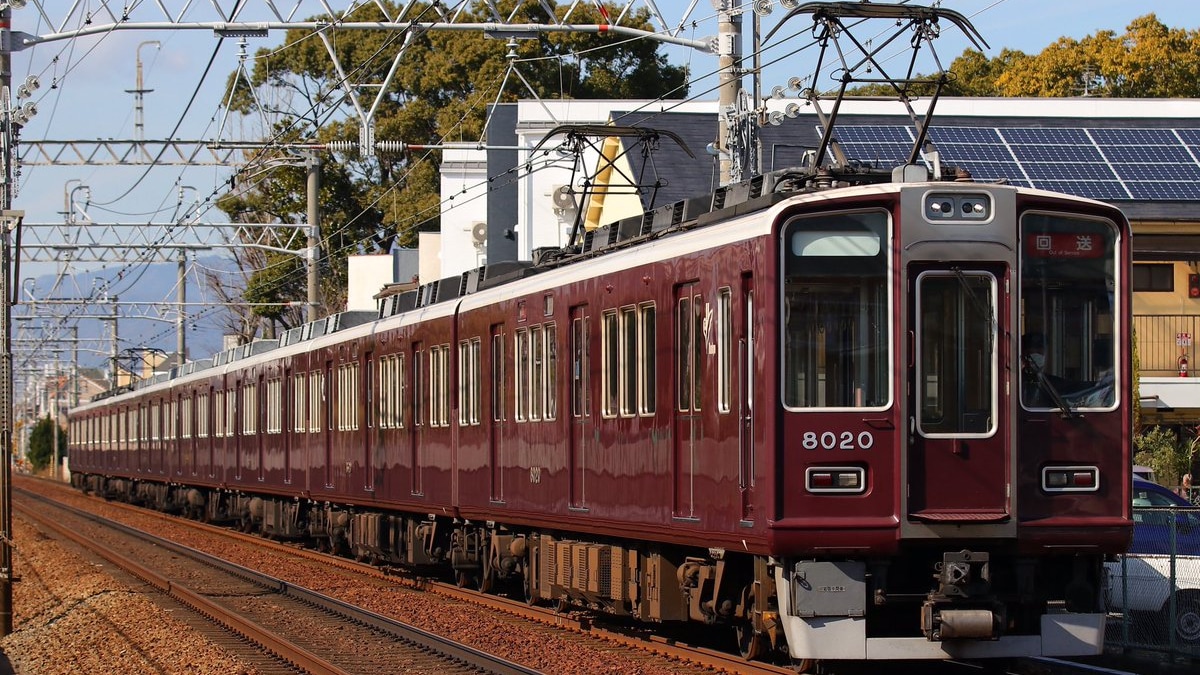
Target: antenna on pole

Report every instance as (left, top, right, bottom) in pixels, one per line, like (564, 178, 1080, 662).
(126, 41, 161, 142)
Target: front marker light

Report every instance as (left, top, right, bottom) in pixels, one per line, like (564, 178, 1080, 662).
(806, 466, 866, 494)
(1042, 465, 1099, 492)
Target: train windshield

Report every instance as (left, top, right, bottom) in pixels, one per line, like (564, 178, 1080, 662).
(781, 210, 890, 409)
(1020, 212, 1119, 411)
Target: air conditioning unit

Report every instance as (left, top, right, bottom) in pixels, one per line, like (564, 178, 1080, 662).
(551, 185, 578, 216)
(470, 221, 487, 247)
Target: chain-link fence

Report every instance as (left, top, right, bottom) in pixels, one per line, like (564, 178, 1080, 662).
(1104, 503, 1200, 658)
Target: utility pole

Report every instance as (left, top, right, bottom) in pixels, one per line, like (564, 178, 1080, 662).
(177, 250, 187, 362)
(126, 41, 159, 142)
(306, 154, 320, 323)
(716, 1, 741, 185)
(0, 3, 16, 637)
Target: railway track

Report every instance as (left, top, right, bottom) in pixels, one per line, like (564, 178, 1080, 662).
(33, 478, 1164, 675)
(18, 476, 796, 674)
(15, 486, 541, 675)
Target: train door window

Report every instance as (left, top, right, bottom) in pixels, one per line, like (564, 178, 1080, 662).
(308, 372, 322, 433)
(1020, 213, 1118, 410)
(293, 373, 307, 433)
(151, 401, 161, 441)
(531, 326, 545, 421)
(266, 378, 281, 434)
(915, 271, 998, 436)
(198, 392, 209, 439)
(515, 328, 530, 422)
(601, 310, 619, 417)
(182, 396, 192, 440)
(398, 354, 407, 427)
(364, 354, 374, 431)
(677, 289, 703, 412)
(380, 355, 401, 429)
(227, 387, 238, 437)
(718, 288, 732, 413)
(413, 348, 424, 428)
(571, 316, 587, 418)
(243, 382, 257, 435)
(545, 323, 557, 421)
(781, 210, 890, 409)
(491, 328, 505, 423)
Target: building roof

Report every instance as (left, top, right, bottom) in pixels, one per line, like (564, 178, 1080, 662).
(613, 98, 1200, 224)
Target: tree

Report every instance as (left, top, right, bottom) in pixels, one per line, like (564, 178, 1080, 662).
(28, 417, 67, 474)
(213, 1, 689, 336)
(849, 14, 1200, 99)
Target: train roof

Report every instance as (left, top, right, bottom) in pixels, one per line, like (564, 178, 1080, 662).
(72, 170, 1129, 413)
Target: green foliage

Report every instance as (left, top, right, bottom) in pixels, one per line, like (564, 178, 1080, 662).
(1134, 426, 1197, 487)
(28, 417, 67, 472)
(217, 1, 688, 331)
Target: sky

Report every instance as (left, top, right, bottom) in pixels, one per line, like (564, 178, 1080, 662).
(4, 0, 1197, 364)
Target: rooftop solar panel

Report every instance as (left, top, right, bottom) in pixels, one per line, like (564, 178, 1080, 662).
(1126, 182, 1200, 200)
(1009, 144, 1105, 163)
(814, 125, 1200, 200)
(838, 142, 913, 166)
(1035, 180, 1130, 200)
(936, 143, 1014, 163)
(1100, 145, 1194, 164)
(1112, 163, 1200, 182)
(1177, 129, 1200, 146)
(1090, 128, 1180, 145)
(928, 127, 1001, 143)
(1023, 163, 1118, 181)
(830, 126, 913, 143)
(949, 160, 1023, 182)
(1000, 128, 1091, 145)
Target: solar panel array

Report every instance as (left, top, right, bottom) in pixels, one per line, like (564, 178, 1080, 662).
(830, 126, 1200, 201)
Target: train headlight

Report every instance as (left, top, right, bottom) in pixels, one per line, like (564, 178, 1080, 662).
(806, 467, 866, 494)
(1041, 466, 1099, 492)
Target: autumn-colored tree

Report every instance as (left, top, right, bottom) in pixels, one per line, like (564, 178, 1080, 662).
(981, 14, 1200, 97)
(215, 1, 688, 334)
(849, 14, 1200, 99)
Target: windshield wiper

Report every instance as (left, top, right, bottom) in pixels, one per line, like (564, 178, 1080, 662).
(1022, 353, 1077, 419)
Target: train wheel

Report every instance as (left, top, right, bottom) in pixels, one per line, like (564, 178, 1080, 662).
(736, 596, 766, 661)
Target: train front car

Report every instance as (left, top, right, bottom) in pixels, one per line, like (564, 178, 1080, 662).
(768, 180, 1132, 662)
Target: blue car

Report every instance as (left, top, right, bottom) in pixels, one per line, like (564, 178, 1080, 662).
(1129, 477, 1200, 556)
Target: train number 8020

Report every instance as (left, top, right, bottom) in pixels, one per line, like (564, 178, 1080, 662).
(801, 431, 875, 451)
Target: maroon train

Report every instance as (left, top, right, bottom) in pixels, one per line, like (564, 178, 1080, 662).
(68, 165, 1133, 666)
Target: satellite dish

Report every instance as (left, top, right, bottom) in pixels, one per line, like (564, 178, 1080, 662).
(471, 221, 487, 246)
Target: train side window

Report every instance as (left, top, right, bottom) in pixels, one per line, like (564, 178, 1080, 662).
(293, 373, 306, 433)
(620, 306, 637, 416)
(601, 310, 619, 417)
(639, 304, 655, 416)
(459, 338, 481, 426)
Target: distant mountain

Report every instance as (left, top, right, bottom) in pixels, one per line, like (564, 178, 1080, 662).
(18, 255, 239, 369)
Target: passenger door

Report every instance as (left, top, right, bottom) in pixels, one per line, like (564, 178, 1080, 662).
(907, 266, 1010, 521)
